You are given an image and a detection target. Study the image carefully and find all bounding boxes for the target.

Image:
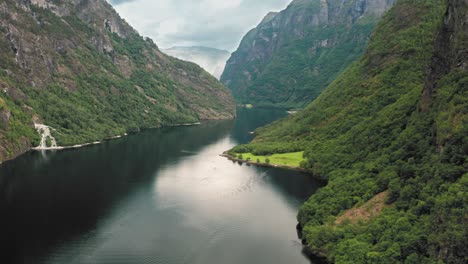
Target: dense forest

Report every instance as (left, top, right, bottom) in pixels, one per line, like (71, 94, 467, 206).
(0, 0, 235, 162)
(230, 0, 467, 262)
(221, 0, 395, 108)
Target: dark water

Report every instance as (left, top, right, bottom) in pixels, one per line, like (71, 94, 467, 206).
(0, 108, 324, 264)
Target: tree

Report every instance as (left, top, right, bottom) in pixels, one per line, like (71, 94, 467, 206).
(265, 158, 270, 164)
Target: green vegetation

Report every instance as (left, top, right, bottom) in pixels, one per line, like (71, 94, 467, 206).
(0, 0, 234, 160)
(222, 0, 390, 109)
(45, 137, 52, 148)
(0, 94, 41, 154)
(230, 0, 467, 263)
(244, 21, 377, 109)
(230, 141, 303, 156)
(235, 151, 305, 167)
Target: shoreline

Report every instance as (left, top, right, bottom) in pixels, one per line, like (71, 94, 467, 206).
(296, 223, 329, 264)
(167, 122, 202, 127)
(0, 122, 203, 165)
(33, 121, 203, 151)
(220, 152, 327, 181)
(32, 133, 129, 151)
(223, 152, 329, 263)
(220, 152, 317, 174)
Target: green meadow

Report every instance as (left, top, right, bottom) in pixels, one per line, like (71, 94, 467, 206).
(237, 151, 305, 167)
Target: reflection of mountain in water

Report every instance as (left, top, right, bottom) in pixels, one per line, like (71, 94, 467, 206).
(0, 109, 321, 264)
(0, 120, 233, 262)
(263, 168, 325, 205)
(229, 108, 288, 144)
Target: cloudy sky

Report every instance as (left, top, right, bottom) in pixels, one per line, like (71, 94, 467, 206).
(107, 0, 291, 51)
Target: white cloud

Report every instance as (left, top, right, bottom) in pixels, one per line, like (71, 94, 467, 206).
(108, 0, 291, 51)
(201, 0, 242, 9)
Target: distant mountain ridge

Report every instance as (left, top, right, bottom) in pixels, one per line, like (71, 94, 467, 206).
(0, 0, 235, 162)
(163, 46, 231, 80)
(221, 0, 396, 108)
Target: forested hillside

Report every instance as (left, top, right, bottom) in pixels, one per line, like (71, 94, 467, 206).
(0, 0, 235, 162)
(230, 0, 467, 262)
(221, 0, 395, 108)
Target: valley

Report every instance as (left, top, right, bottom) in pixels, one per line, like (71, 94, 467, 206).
(0, 0, 466, 263)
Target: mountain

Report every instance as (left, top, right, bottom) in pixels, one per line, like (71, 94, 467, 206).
(0, 0, 235, 162)
(162, 46, 231, 80)
(221, 0, 396, 108)
(229, 0, 467, 262)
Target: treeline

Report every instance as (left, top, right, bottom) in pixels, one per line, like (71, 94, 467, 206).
(229, 142, 302, 157)
(230, 0, 467, 263)
(0, 0, 232, 156)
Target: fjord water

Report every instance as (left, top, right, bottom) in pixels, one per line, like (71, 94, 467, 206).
(0, 109, 323, 264)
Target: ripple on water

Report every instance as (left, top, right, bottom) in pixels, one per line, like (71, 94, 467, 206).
(1, 109, 322, 264)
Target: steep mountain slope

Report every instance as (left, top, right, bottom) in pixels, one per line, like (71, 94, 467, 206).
(221, 0, 396, 108)
(230, 0, 467, 262)
(0, 0, 235, 162)
(162, 46, 231, 80)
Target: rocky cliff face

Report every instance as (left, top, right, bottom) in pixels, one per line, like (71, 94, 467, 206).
(421, 0, 468, 112)
(229, 0, 467, 262)
(221, 0, 396, 108)
(0, 0, 235, 162)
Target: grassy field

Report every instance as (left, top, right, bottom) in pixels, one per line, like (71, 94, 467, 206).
(230, 1, 468, 262)
(237, 151, 305, 167)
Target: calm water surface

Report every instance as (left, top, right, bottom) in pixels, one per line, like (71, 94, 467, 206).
(0, 109, 324, 264)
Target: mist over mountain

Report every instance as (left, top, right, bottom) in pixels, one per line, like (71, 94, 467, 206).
(1, 0, 466, 263)
(107, 0, 291, 51)
(163, 46, 231, 80)
(0, 0, 235, 161)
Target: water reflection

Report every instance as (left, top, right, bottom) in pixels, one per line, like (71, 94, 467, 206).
(0, 108, 324, 264)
